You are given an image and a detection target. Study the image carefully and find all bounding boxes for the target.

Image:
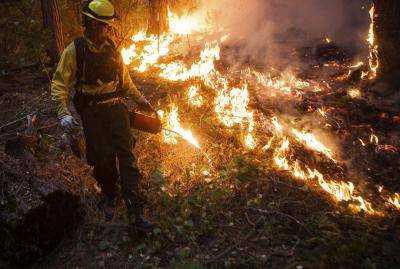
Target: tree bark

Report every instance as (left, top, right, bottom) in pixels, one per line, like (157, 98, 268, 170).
(41, 0, 65, 64)
(147, 0, 169, 36)
(373, 0, 400, 79)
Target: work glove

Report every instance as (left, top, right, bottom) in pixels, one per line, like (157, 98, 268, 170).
(137, 96, 155, 112)
(59, 115, 79, 132)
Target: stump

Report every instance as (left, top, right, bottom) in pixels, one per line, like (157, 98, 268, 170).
(0, 154, 82, 266)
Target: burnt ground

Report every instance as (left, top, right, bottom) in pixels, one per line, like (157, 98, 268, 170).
(0, 61, 400, 268)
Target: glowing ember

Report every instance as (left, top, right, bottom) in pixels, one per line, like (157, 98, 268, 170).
(325, 37, 332, 44)
(158, 106, 201, 149)
(291, 129, 335, 161)
(348, 88, 362, 98)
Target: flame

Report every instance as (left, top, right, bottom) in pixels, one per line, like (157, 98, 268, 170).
(119, 8, 392, 215)
(370, 134, 379, 145)
(325, 37, 332, 44)
(269, 134, 374, 213)
(245, 132, 256, 150)
(254, 71, 313, 96)
(122, 32, 173, 71)
(168, 8, 210, 35)
(215, 83, 252, 127)
(159, 42, 220, 81)
(318, 107, 328, 118)
(388, 193, 400, 210)
(350, 61, 364, 69)
(187, 85, 203, 107)
(359, 138, 366, 147)
(158, 106, 201, 149)
(245, 112, 256, 150)
(271, 116, 283, 134)
(292, 129, 335, 161)
(367, 4, 379, 79)
(273, 137, 290, 170)
(348, 88, 361, 98)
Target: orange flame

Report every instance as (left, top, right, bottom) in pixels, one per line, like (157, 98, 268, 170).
(291, 129, 335, 161)
(367, 5, 379, 79)
(158, 106, 201, 149)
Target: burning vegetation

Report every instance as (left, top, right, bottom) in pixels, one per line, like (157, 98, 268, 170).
(1, 0, 400, 267)
(119, 2, 399, 216)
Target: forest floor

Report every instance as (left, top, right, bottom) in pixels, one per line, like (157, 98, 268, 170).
(1, 55, 400, 268)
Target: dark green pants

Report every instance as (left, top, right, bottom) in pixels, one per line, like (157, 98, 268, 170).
(81, 102, 143, 214)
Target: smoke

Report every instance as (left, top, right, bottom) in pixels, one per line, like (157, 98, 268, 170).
(197, 0, 371, 69)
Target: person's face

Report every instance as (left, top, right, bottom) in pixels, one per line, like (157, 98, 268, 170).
(86, 19, 111, 43)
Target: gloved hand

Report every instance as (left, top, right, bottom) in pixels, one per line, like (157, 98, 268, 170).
(137, 96, 155, 112)
(59, 115, 79, 131)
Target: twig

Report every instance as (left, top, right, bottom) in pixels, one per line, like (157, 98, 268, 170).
(248, 207, 312, 235)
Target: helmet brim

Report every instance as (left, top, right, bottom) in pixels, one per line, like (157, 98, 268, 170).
(82, 11, 116, 26)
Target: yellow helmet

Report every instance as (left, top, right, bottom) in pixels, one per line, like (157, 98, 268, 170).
(82, 0, 116, 25)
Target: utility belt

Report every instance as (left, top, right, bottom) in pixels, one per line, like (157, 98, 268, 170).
(73, 88, 128, 115)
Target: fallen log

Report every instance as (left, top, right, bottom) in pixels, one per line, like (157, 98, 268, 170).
(0, 153, 82, 266)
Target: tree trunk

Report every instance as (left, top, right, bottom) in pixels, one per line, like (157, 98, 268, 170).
(373, 0, 400, 79)
(41, 0, 65, 64)
(147, 0, 169, 36)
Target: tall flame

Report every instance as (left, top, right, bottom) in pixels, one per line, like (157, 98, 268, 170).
(367, 4, 379, 79)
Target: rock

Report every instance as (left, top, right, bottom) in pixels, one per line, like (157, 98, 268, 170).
(0, 153, 82, 266)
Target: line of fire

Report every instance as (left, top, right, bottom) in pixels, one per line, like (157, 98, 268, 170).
(0, 0, 399, 268)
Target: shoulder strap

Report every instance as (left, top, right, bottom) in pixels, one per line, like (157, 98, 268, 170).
(74, 37, 85, 88)
(106, 38, 124, 91)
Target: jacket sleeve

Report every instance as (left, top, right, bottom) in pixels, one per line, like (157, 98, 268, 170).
(121, 63, 144, 102)
(51, 42, 77, 117)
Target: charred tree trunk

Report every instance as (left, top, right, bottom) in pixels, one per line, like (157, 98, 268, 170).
(373, 0, 400, 79)
(41, 0, 65, 64)
(147, 0, 169, 36)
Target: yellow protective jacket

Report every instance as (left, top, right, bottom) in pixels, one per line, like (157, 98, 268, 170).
(51, 38, 143, 117)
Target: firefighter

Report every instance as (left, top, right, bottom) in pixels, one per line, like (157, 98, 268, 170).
(51, 0, 154, 233)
